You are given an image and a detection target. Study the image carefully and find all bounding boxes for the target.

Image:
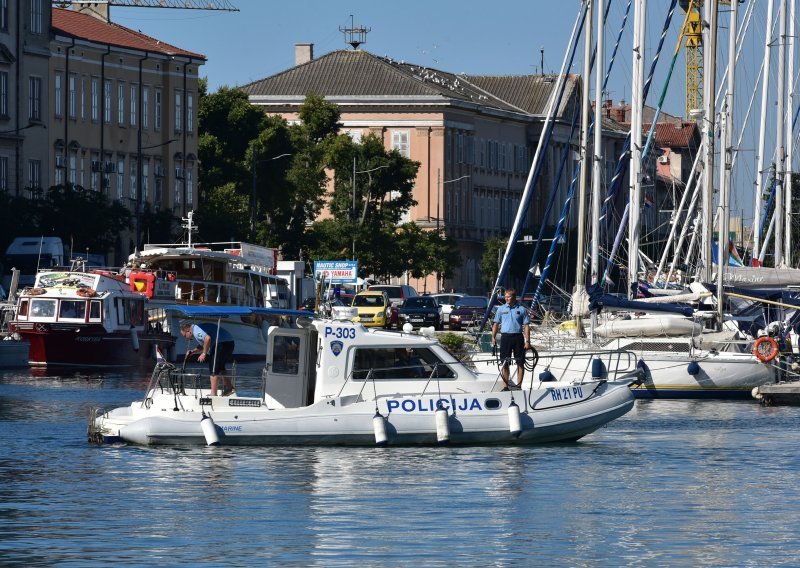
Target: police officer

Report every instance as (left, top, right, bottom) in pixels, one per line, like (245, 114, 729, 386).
(490, 288, 531, 390)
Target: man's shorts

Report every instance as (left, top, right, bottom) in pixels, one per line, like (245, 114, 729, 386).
(207, 341, 235, 374)
(499, 333, 525, 366)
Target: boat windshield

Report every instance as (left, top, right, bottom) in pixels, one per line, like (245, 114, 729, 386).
(351, 347, 455, 381)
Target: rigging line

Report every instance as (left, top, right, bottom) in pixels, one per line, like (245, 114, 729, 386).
(601, 0, 682, 287)
(520, 0, 632, 307)
(480, 2, 587, 333)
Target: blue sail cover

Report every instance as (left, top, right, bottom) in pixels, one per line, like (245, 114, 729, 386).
(587, 285, 695, 317)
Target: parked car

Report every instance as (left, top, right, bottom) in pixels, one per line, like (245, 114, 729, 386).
(448, 296, 495, 331)
(430, 293, 464, 324)
(368, 284, 418, 328)
(351, 291, 392, 328)
(397, 296, 442, 330)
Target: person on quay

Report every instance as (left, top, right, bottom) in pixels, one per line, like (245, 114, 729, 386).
(490, 288, 531, 390)
(181, 322, 236, 396)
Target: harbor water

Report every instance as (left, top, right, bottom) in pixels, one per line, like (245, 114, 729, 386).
(2, 366, 800, 566)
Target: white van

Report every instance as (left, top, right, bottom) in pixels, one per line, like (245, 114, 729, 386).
(2, 237, 66, 290)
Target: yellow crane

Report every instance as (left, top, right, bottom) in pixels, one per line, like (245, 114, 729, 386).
(680, 0, 732, 118)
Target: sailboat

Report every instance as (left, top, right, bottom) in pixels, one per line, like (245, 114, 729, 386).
(473, 0, 779, 398)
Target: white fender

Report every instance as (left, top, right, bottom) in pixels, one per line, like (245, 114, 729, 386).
(373, 411, 388, 446)
(508, 399, 522, 438)
(200, 413, 220, 446)
(130, 326, 140, 352)
(435, 403, 450, 444)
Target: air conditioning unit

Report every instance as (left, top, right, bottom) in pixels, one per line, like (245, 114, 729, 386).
(154, 165, 166, 178)
(657, 155, 669, 164)
(55, 155, 66, 168)
(91, 160, 102, 172)
(174, 167, 185, 180)
(104, 162, 116, 173)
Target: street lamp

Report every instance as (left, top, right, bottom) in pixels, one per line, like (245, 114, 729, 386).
(352, 158, 389, 260)
(435, 169, 470, 291)
(0, 122, 46, 135)
(251, 152, 292, 237)
(1, 122, 46, 198)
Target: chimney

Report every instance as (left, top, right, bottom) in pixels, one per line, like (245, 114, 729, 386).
(295, 43, 314, 66)
(75, 2, 110, 23)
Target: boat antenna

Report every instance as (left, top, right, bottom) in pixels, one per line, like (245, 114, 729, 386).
(181, 211, 199, 247)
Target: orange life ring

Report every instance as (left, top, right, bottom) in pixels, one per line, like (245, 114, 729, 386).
(77, 288, 97, 298)
(27, 287, 46, 296)
(753, 336, 779, 363)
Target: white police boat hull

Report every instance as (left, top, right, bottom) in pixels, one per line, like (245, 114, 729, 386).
(89, 306, 639, 446)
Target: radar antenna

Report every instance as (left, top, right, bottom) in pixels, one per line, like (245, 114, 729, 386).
(339, 14, 370, 49)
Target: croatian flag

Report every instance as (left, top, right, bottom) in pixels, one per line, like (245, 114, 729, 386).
(643, 194, 654, 208)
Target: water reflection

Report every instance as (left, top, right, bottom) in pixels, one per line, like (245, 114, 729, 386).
(3, 368, 800, 564)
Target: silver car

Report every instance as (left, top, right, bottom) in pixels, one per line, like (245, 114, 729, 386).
(430, 293, 464, 324)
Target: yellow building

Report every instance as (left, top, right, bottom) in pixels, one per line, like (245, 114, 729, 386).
(242, 45, 627, 294)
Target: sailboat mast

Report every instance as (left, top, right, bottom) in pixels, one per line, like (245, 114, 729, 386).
(785, 0, 796, 263)
(574, 0, 593, 332)
(700, 0, 719, 283)
(628, 0, 645, 299)
(591, 0, 605, 287)
(754, 0, 775, 261)
(716, 0, 737, 324)
(774, 0, 787, 266)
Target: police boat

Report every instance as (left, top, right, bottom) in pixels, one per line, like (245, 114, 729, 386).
(88, 305, 642, 446)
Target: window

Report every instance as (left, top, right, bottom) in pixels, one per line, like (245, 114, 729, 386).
(154, 88, 161, 130)
(116, 158, 124, 200)
(59, 300, 86, 321)
(80, 77, 85, 120)
(186, 166, 193, 205)
(54, 72, 62, 117)
(30, 0, 42, 34)
(130, 84, 137, 126)
(0, 71, 7, 118)
(174, 89, 182, 133)
(79, 155, 85, 188)
(28, 76, 41, 121)
(91, 78, 99, 121)
(187, 92, 193, 132)
(352, 347, 454, 381)
(271, 335, 301, 374)
(130, 157, 137, 199)
(142, 86, 149, 129)
(90, 151, 99, 191)
(142, 160, 149, 201)
(0, 156, 7, 191)
(89, 300, 101, 322)
(0, 0, 7, 31)
(68, 74, 77, 119)
(103, 80, 111, 123)
(117, 82, 125, 125)
(392, 130, 409, 157)
(53, 152, 64, 186)
(68, 150, 77, 185)
(28, 159, 41, 194)
(174, 166, 182, 205)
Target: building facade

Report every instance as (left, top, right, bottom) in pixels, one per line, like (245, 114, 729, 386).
(243, 46, 627, 295)
(0, 0, 51, 197)
(51, 6, 205, 261)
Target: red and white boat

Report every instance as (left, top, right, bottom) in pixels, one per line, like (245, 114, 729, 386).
(10, 268, 174, 367)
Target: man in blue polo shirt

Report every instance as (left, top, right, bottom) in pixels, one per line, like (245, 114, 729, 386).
(181, 321, 236, 396)
(490, 288, 531, 390)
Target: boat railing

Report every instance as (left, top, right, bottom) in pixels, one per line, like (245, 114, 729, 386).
(339, 360, 463, 401)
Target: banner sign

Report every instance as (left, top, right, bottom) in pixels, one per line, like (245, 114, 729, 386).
(314, 260, 358, 283)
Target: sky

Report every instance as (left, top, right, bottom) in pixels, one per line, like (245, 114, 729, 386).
(109, 1, 784, 222)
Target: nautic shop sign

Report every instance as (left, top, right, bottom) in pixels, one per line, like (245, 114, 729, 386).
(313, 260, 358, 283)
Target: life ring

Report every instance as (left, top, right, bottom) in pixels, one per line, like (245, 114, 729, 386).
(77, 288, 98, 298)
(27, 287, 46, 296)
(753, 336, 779, 363)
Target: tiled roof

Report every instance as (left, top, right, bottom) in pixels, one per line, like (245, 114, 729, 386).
(241, 49, 577, 118)
(52, 8, 205, 60)
(651, 122, 699, 148)
(464, 74, 578, 116)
